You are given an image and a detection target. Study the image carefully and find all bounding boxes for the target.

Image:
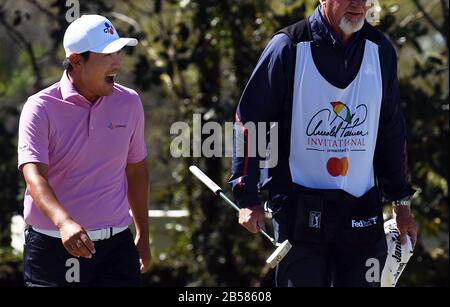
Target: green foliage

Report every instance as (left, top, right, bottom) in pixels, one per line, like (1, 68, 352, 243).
(0, 248, 22, 287)
(0, 107, 20, 247)
(379, 0, 449, 286)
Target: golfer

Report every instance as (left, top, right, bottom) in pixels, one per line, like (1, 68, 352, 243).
(230, 0, 418, 287)
(18, 14, 150, 287)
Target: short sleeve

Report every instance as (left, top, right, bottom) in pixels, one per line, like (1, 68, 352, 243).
(127, 95, 148, 164)
(18, 99, 50, 171)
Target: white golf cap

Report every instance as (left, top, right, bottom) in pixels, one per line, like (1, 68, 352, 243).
(63, 14, 138, 57)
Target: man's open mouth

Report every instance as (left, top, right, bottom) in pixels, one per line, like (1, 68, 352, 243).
(105, 73, 117, 84)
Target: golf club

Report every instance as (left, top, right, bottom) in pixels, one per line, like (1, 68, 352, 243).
(189, 165, 292, 268)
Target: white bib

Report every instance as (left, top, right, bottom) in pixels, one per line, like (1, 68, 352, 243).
(289, 40, 382, 197)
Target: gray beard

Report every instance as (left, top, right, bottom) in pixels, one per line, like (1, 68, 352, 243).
(339, 15, 365, 35)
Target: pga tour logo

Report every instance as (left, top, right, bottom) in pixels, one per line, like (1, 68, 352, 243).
(309, 211, 321, 229)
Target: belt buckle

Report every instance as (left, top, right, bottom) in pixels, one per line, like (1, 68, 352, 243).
(92, 229, 105, 241)
(102, 227, 113, 240)
(99, 229, 104, 240)
(102, 228, 108, 240)
(90, 227, 115, 241)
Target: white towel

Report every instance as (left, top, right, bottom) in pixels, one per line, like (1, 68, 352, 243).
(381, 219, 414, 287)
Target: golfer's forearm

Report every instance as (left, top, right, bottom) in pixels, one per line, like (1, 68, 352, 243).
(128, 190, 149, 237)
(127, 172, 149, 237)
(23, 167, 71, 229)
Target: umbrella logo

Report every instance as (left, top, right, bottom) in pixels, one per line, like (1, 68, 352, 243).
(330, 101, 354, 124)
(326, 157, 349, 177)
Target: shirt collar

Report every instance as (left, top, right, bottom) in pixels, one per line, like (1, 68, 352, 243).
(59, 71, 99, 105)
(60, 70, 79, 101)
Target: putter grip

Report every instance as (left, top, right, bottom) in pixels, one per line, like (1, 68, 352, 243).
(189, 165, 222, 194)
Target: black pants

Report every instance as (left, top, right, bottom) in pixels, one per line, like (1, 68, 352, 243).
(272, 188, 387, 287)
(23, 228, 141, 287)
(274, 237, 387, 287)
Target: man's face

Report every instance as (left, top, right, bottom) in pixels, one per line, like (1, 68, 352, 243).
(322, 0, 369, 34)
(72, 50, 123, 100)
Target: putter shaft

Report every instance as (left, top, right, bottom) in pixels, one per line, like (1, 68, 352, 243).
(189, 165, 291, 268)
(218, 191, 278, 246)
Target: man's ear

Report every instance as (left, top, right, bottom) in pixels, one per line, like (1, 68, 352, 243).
(69, 53, 81, 68)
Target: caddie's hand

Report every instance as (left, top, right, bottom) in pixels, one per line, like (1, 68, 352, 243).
(393, 206, 418, 249)
(58, 219, 96, 258)
(239, 205, 266, 234)
(135, 235, 152, 273)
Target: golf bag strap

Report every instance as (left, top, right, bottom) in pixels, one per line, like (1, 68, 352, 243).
(266, 18, 313, 197)
(273, 17, 313, 43)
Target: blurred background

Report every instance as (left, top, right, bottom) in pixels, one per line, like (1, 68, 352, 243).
(0, 0, 448, 287)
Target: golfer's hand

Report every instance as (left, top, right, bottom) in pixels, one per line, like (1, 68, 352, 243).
(58, 219, 96, 258)
(239, 205, 266, 234)
(135, 235, 151, 273)
(393, 205, 418, 249)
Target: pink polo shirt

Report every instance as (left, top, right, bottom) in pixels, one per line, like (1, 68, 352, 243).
(18, 71, 148, 230)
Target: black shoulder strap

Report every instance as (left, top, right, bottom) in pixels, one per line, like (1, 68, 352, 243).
(361, 22, 382, 46)
(278, 18, 312, 144)
(275, 18, 312, 131)
(266, 18, 313, 195)
(273, 17, 313, 44)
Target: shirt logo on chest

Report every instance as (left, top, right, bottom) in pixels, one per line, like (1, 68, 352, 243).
(108, 122, 127, 129)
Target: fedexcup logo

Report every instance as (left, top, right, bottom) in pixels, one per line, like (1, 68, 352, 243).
(351, 216, 378, 228)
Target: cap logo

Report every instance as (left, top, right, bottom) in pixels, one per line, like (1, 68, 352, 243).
(103, 22, 114, 35)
